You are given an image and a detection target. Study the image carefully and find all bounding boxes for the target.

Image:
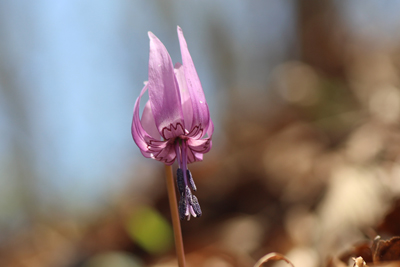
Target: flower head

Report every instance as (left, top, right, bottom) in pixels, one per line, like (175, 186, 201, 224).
(131, 26, 213, 220)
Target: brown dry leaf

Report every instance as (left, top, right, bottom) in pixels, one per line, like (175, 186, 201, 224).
(253, 252, 295, 267)
(377, 199, 400, 237)
(372, 236, 400, 263)
(339, 241, 373, 264)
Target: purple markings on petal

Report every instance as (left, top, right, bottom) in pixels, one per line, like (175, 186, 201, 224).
(162, 123, 185, 140)
(152, 142, 176, 165)
(187, 138, 211, 153)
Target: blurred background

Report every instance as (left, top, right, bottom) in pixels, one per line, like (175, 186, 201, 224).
(2, 0, 400, 266)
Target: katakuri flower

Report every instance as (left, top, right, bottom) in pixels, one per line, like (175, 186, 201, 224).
(131, 26, 213, 220)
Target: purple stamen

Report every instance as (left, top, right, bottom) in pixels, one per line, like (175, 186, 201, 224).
(175, 139, 202, 220)
(175, 141, 182, 168)
(181, 140, 189, 186)
(187, 169, 196, 191)
(178, 197, 187, 220)
(189, 195, 202, 217)
(176, 168, 185, 196)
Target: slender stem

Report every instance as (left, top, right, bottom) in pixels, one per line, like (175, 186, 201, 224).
(164, 164, 186, 267)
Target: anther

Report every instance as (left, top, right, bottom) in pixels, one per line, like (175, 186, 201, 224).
(185, 185, 192, 200)
(187, 169, 197, 191)
(178, 197, 187, 220)
(190, 195, 202, 217)
(176, 168, 185, 196)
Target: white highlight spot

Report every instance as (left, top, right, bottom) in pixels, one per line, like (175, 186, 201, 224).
(200, 100, 203, 104)
(158, 64, 161, 67)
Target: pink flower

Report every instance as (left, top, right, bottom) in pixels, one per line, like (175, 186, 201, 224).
(131, 26, 213, 220)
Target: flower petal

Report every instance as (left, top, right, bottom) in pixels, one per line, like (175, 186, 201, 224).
(148, 31, 185, 139)
(142, 100, 161, 140)
(205, 117, 214, 138)
(187, 149, 204, 164)
(174, 62, 193, 132)
(186, 119, 213, 164)
(131, 84, 172, 160)
(153, 142, 176, 165)
(177, 26, 210, 136)
(187, 138, 212, 154)
(132, 84, 150, 150)
(193, 152, 203, 161)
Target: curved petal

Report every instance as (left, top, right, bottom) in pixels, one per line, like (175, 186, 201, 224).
(153, 142, 176, 165)
(177, 26, 210, 136)
(187, 138, 212, 154)
(131, 84, 152, 154)
(186, 119, 213, 164)
(193, 152, 203, 161)
(148, 31, 185, 139)
(131, 84, 173, 162)
(187, 149, 204, 164)
(174, 63, 193, 132)
(142, 100, 161, 140)
(205, 118, 214, 138)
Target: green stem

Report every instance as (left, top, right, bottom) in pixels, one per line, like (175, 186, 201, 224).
(165, 164, 186, 267)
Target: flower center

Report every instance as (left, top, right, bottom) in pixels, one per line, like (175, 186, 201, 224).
(175, 138, 202, 220)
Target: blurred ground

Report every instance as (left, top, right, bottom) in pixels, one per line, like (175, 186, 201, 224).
(2, 1, 400, 267)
